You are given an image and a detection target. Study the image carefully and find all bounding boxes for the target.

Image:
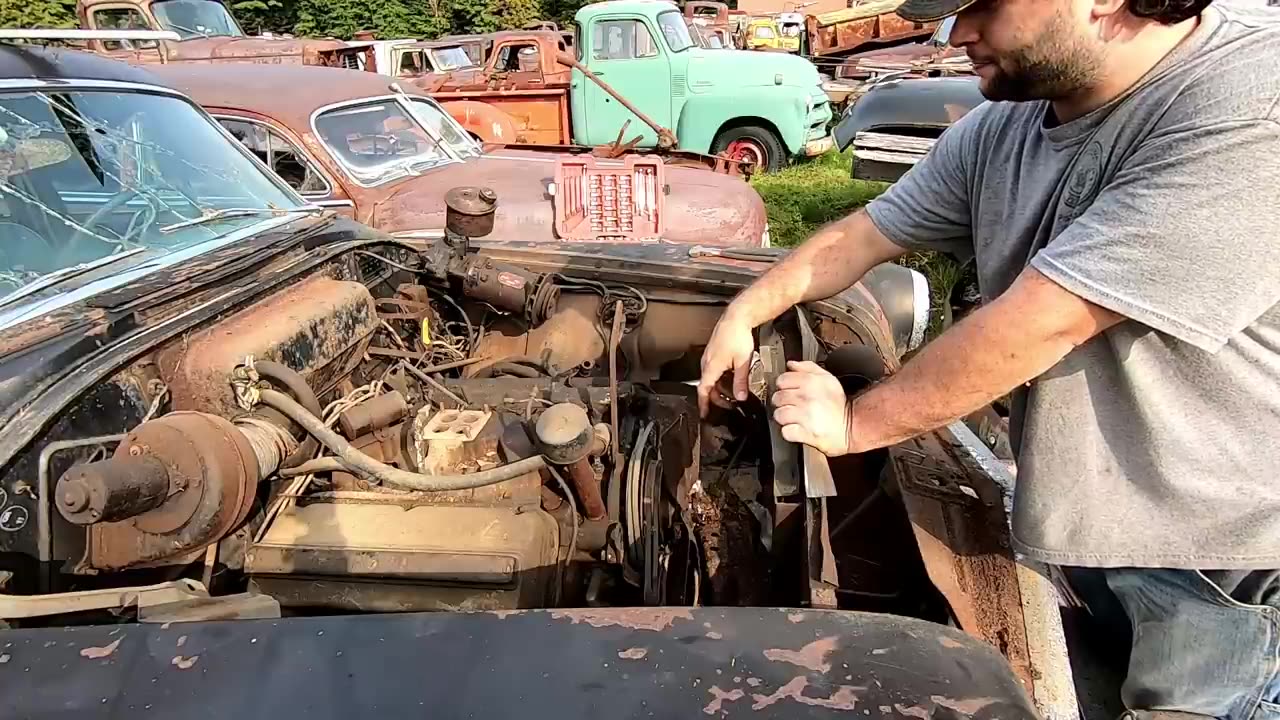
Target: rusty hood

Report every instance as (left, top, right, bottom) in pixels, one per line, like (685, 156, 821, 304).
(367, 149, 768, 247)
(164, 35, 346, 63)
(836, 42, 969, 79)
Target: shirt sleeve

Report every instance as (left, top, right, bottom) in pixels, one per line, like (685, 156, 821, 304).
(1031, 118, 1280, 354)
(863, 103, 985, 262)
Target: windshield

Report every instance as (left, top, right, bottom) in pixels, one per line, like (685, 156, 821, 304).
(429, 47, 475, 71)
(657, 11, 694, 52)
(151, 0, 244, 38)
(933, 15, 955, 45)
(314, 98, 454, 185)
(0, 88, 302, 315)
(753, 25, 776, 39)
(406, 98, 481, 157)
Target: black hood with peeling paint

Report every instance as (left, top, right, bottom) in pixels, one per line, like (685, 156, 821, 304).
(0, 607, 1039, 718)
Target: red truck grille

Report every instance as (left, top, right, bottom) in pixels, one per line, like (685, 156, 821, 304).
(552, 156, 666, 242)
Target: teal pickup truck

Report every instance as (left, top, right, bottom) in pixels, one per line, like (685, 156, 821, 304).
(417, 0, 835, 171)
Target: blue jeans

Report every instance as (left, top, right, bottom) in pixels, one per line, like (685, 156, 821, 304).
(1067, 568, 1280, 720)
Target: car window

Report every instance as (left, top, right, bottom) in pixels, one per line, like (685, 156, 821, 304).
(91, 8, 158, 50)
(494, 43, 540, 72)
(314, 100, 450, 186)
(218, 118, 330, 197)
(397, 50, 425, 76)
(151, 0, 243, 38)
(406, 99, 480, 157)
(753, 25, 776, 39)
(657, 11, 694, 52)
(592, 20, 659, 60)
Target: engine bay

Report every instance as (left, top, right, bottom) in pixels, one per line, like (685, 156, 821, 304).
(0, 207, 955, 627)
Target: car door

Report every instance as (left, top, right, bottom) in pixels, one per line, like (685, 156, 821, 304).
(213, 114, 356, 219)
(579, 17, 673, 147)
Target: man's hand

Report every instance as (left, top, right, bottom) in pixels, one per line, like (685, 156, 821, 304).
(697, 313, 757, 417)
(770, 361, 857, 457)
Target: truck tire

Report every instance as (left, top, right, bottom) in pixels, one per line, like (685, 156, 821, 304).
(712, 125, 787, 173)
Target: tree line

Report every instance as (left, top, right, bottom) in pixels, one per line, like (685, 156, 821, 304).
(1, 0, 595, 40)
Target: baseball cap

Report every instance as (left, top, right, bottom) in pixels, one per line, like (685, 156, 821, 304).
(895, 0, 981, 22)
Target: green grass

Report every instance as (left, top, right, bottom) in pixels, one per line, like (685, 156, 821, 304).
(752, 150, 965, 338)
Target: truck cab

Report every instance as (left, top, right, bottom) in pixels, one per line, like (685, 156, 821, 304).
(74, 0, 344, 65)
(570, 0, 833, 171)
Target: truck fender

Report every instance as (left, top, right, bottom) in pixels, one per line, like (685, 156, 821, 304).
(441, 100, 521, 144)
(675, 90, 808, 155)
(833, 77, 985, 151)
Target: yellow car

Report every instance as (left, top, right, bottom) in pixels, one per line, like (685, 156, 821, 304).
(745, 18, 782, 50)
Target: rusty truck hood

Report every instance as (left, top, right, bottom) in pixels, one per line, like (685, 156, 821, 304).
(836, 43, 970, 79)
(162, 35, 346, 63)
(369, 149, 767, 247)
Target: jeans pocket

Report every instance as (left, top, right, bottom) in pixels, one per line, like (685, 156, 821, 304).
(1191, 571, 1280, 618)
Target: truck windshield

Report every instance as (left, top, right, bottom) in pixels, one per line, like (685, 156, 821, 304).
(314, 99, 453, 185)
(151, 0, 244, 38)
(429, 47, 474, 71)
(0, 88, 303, 324)
(657, 11, 695, 52)
(932, 16, 955, 46)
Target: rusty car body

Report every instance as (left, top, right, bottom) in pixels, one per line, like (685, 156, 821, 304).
(72, 0, 348, 65)
(803, 0, 937, 64)
(148, 63, 772, 247)
(820, 16, 970, 114)
(684, 0, 736, 48)
(0, 42, 1085, 720)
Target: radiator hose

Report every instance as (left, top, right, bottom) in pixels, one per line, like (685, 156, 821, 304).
(257, 388, 547, 492)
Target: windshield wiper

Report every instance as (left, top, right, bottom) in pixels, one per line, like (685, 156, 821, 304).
(0, 248, 149, 312)
(159, 206, 325, 234)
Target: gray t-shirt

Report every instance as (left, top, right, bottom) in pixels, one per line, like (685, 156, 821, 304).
(865, 3, 1280, 569)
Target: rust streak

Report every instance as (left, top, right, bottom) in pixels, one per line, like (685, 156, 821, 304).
(550, 608, 693, 632)
(763, 635, 839, 673)
(618, 648, 648, 660)
(79, 638, 122, 659)
(895, 703, 931, 719)
(751, 676, 864, 711)
(930, 696, 997, 716)
(703, 686, 745, 715)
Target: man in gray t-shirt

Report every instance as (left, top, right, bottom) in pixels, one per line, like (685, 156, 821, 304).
(699, 0, 1280, 716)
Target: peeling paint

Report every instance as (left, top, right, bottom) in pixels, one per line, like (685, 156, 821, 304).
(79, 638, 122, 659)
(930, 696, 997, 715)
(618, 648, 648, 660)
(879, 706, 892, 714)
(895, 703, 931, 719)
(177, 636, 188, 648)
(751, 676, 864, 711)
(746, 677, 762, 687)
(703, 686, 745, 715)
(871, 648, 889, 655)
(0, 654, 8, 664)
(551, 608, 693, 632)
(937, 636, 964, 650)
(787, 613, 805, 623)
(763, 636, 839, 673)
(171, 655, 199, 670)
(706, 632, 723, 640)
(492, 610, 521, 619)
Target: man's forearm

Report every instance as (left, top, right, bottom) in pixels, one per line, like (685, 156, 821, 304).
(844, 268, 1122, 452)
(727, 211, 906, 328)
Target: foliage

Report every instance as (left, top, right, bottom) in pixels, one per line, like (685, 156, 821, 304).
(752, 150, 963, 338)
(2, 0, 77, 28)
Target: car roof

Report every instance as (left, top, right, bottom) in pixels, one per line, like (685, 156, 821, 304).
(0, 43, 164, 86)
(147, 63, 405, 126)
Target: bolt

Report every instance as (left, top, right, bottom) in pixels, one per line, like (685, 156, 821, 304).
(128, 445, 143, 457)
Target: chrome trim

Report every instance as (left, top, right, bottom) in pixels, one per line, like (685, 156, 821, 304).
(312, 199, 356, 209)
(908, 267, 930, 352)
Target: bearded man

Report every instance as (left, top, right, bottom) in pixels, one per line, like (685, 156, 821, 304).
(698, 0, 1280, 716)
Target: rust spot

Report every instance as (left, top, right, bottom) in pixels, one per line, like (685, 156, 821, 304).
(746, 677, 762, 687)
(79, 638, 122, 659)
(938, 636, 964, 650)
(703, 686, 745, 715)
(895, 703, 931, 719)
(172, 655, 200, 670)
(751, 676, 863, 711)
(618, 648, 648, 660)
(930, 696, 997, 716)
(492, 610, 521, 619)
(787, 612, 805, 623)
(706, 631, 724, 640)
(763, 635, 839, 673)
(550, 608, 693, 631)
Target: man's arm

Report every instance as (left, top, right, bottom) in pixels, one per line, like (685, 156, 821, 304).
(696, 211, 907, 416)
(771, 267, 1123, 455)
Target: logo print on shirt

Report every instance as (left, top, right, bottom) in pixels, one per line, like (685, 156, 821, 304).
(1063, 141, 1105, 211)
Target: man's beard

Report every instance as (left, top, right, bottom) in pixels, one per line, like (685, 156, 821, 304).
(972, 12, 1103, 102)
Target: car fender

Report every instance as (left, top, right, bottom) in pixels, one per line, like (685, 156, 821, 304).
(833, 76, 985, 150)
(675, 88, 808, 155)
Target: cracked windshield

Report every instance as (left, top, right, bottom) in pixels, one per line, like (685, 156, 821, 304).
(0, 89, 303, 307)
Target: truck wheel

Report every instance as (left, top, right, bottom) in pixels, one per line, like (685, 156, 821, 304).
(712, 125, 786, 173)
